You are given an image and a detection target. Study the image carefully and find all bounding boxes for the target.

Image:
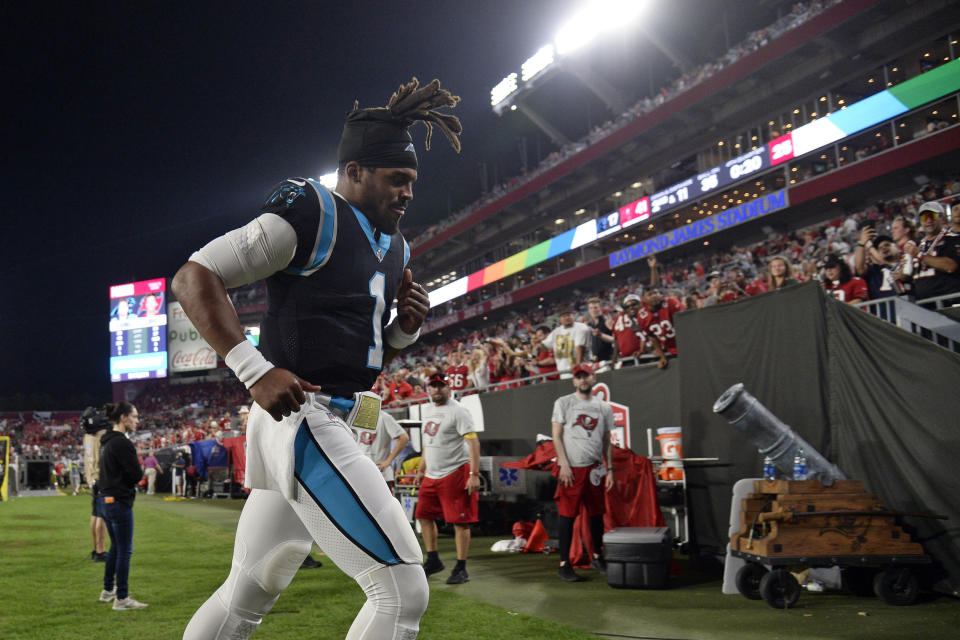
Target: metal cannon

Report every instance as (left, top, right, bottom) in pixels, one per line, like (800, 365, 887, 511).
(713, 383, 845, 485)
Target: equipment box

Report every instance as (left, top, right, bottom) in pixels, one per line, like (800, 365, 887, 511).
(603, 526, 671, 589)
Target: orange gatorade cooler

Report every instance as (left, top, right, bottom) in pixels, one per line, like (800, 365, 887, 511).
(656, 427, 684, 481)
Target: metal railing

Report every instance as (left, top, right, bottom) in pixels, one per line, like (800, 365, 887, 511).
(383, 353, 664, 413)
(855, 293, 960, 353)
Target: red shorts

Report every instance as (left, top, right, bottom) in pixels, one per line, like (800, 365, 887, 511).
(414, 463, 478, 524)
(554, 465, 606, 518)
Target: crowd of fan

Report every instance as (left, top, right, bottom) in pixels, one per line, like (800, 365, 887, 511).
(0, 379, 251, 466)
(126, 379, 249, 451)
(378, 180, 959, 405)
(4, 176, 956, 458)
(1, 413, 82, 460)
(409, 0, 840, 247)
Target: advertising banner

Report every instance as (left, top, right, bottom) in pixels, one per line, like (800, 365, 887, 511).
(167, 302, 217, 373)
(592, 382, 631, 450)
(608, 189, 789, 268)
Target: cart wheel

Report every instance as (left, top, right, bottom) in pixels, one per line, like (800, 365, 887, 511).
(841, 567, 876, 597)
(873, 568, 919, 606)
(759, 569, 801, 609)
(735, 563, 766, 600)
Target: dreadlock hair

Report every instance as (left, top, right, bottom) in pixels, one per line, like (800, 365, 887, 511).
(383, 77, 462, 153)
(337, 77, 462, 173)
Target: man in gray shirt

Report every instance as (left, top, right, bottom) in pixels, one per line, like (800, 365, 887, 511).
(551, 363, 615, 582)
(414, 373, 481, 585)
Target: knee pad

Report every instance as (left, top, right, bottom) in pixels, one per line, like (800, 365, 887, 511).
(250, 539, 312, 595)
(184, 540, 313, 640)
(356, 563, 429, 622)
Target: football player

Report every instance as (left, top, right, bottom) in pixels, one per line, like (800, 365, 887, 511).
(174, 78, 461, 640)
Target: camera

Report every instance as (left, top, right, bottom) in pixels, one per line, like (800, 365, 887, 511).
(81, 406, 110, 434)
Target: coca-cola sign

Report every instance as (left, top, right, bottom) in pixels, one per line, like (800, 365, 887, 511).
(170, 346, 218, 370)
(167, 301, 217, 372)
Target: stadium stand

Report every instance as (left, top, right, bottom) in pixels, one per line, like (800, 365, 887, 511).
(408, 0, 846, 249)
(7, 0, 958, 491)
(394, 2, 958, 344)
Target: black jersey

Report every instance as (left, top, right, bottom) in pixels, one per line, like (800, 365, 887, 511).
(914, 231, 960, 301)
(259, 178, 409, 398)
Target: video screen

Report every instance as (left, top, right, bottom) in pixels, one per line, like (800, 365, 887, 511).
(109, 278, 168, 382)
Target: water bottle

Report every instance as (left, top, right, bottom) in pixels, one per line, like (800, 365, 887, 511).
(793, 447, 808, 481)
(763, 456, 776, 481)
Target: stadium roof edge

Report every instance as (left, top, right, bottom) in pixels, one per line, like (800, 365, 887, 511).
(410, 0, 880, 261)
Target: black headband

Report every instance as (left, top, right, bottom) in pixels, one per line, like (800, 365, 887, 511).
(337, 108, 418, 171)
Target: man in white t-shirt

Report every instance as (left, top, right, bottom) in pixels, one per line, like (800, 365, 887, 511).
(414, 373, 481, 585)
(551, 363, 614, 582)
(543, 306, 592, 376)
(356, 411, 410, 490)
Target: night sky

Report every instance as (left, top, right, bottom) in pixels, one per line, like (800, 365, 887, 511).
(2, 0, 749, 407)
(1, 0, 590, 406)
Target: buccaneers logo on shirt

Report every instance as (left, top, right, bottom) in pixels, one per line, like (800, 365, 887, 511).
(573, 414, 599, 432)
(423, 420, 440, 437)
(358, 431, 377, 445)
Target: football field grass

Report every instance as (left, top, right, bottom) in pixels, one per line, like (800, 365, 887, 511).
(3, 493, 960, 639)
(0, 493, 592, 640)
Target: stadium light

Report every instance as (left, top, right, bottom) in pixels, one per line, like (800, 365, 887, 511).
(318, 171, 338, 189)
(521, 44, 555, 82)
(555, 0, 648, 56)
(491, 72, 518, 108)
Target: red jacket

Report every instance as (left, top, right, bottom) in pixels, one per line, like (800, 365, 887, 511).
(504, 441, 664, 566)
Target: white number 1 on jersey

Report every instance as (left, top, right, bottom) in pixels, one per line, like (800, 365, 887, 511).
(367, 272, 386, 369)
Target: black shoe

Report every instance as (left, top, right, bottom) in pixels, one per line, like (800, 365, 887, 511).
(422, 557, 445, 577)
(90, 550, 97, 561)
(445, 567, 469, 584)
(557, 564, 586, 582)
(590, 557, 607, 574)
(300, 555, 322, 569)
(94, 553, 107, 563)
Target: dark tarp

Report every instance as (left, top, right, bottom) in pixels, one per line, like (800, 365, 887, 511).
(477, 362, 681, 456)
(675, 282, 832, 561)
(826, 291, 960, 592)
(675, 281, 960, 592)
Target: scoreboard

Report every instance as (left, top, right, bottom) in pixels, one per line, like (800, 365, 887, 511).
(109, 278, 168, 382)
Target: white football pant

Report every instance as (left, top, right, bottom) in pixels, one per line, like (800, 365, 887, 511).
(183, 408, 427, 639)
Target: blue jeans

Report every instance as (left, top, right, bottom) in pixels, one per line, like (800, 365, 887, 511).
(101, 498, 134, 599)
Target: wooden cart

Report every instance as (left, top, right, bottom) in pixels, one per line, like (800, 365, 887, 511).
(729, 479, 934, 608)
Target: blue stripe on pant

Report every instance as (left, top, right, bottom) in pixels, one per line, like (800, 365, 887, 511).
(293, 420, 402, 565)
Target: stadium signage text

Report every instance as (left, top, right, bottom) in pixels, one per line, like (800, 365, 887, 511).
(607, 189, 788, 268)
(167, 301, 217, 373)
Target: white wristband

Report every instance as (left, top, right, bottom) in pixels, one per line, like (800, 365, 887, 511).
(224, 340, 275, 389)
(384, 320, 420, 350)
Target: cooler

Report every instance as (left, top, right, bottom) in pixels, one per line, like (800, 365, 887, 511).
(603, 526, 671, 589)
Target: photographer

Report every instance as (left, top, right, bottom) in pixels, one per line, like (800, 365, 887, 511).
(97, 402, 148, 610)
(81, 407, 109, 562)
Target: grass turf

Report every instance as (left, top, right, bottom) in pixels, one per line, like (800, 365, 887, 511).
(0, 493, 592, 639)
(3, 493, 959, 639)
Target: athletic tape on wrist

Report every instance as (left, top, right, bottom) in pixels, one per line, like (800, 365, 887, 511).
(224, 340, 275, 389)
(385, 320, 420, 349)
